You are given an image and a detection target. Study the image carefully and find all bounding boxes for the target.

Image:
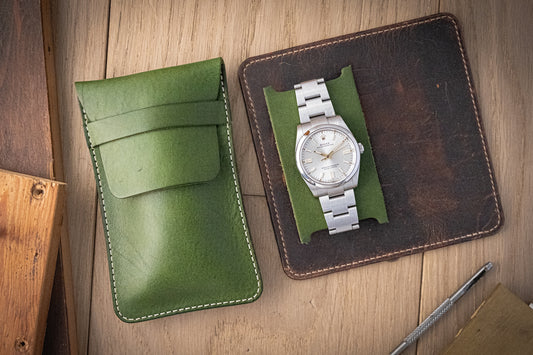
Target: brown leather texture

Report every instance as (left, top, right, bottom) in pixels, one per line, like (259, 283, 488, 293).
(238, 13, 503, 279)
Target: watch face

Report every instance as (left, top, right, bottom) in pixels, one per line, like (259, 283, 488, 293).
(297, 126, 359, 186)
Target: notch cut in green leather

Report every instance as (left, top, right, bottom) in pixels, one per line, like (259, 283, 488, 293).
(76, 57, 262, 323)
(264, 66, 389, 244)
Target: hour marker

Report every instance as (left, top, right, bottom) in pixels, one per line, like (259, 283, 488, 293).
(338, 167, 346, 176)
(303, 158, 313, 164)
(343, 149, 352, 154)
(308, 167, 316, 173)
(330, 171, 335, 180)
(320, 172, 325, 180)
(343, 160, 352, 165)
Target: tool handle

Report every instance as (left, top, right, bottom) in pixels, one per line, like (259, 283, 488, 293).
(406, 298, 453, 345)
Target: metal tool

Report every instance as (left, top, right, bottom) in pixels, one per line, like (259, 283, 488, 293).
(390, 262, 493, 355)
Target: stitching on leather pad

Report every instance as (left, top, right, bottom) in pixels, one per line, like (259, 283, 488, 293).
(242, 14, 501, 278)
(82, 74, 261, 322)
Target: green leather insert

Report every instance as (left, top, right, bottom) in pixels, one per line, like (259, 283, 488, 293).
(264, 66, 388, 244)
(75, 57, 262, 322)
(86, 101, 225, 146)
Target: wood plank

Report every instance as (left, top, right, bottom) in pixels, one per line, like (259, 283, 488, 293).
(0, 0, 54, 177)
(0, 0, 77, 353)
(416, 0, 533, 353)
(48, 0, 110, 353)
(0, 170, 65, 355)
(80, 0, 440, 353)
(40, 0, 79, 353)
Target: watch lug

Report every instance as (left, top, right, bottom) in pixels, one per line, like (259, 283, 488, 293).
(309, 183, 345, 198)
(305, 180, 321, 197)
(350, 168, 360, 188)
(328, 116, 349, 129)
(295, 124, 303, 141)
(295, 121, 313, 147)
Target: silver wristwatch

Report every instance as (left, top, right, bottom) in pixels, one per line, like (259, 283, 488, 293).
(294, 78, 364, 235)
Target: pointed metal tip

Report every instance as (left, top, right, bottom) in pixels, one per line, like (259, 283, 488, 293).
(485, 262, 493, 271)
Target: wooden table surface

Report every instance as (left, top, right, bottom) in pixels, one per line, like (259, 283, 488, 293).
(49, 0, 533, 353)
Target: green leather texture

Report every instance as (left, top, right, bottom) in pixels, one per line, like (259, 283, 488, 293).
(76, 58, 262, 322)
(264, 66, 388, 244)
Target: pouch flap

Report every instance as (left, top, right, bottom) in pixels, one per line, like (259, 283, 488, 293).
(99, 125, 220, 199)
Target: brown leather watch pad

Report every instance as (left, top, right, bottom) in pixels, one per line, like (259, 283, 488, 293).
(238, 13, 503, 279)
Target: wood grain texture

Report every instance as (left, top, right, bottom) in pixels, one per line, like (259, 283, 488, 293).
(417, 0, 533, 353)
(48, 0, 533, 353)
(0, 1, 77, 353)
(49, 0, 110, 353)
(0, 170, 65, 355)
(0, 0, 53, 178)
(41, 0, 79, 352)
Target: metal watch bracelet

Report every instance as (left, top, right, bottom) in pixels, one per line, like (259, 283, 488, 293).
(294, 78, 360, 233)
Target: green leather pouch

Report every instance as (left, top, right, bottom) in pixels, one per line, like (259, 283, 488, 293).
(76, 58, 262, 323)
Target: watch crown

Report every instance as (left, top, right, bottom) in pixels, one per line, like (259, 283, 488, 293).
(358, 143, 365, 154)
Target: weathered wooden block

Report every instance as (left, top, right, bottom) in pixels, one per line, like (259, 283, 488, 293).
(0, 169, 65, 355)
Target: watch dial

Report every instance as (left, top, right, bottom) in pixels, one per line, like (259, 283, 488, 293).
(299, 127, 358, 185)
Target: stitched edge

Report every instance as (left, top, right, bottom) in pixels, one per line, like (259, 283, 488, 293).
(241, 14, 502, 278)
(81, 74, 261, 322)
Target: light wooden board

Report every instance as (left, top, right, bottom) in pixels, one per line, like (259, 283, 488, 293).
(417, 0, 533, 353)
(49, 0, 533, 353)
(0, 170, 65, 354)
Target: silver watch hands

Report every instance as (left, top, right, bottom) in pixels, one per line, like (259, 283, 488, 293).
(321, 144, 347, 160)
(312, 150, 328, 158)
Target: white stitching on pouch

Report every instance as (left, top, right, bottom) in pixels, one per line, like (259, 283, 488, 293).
(242, 14, 501, 277)
(82, 74, 261, 321)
